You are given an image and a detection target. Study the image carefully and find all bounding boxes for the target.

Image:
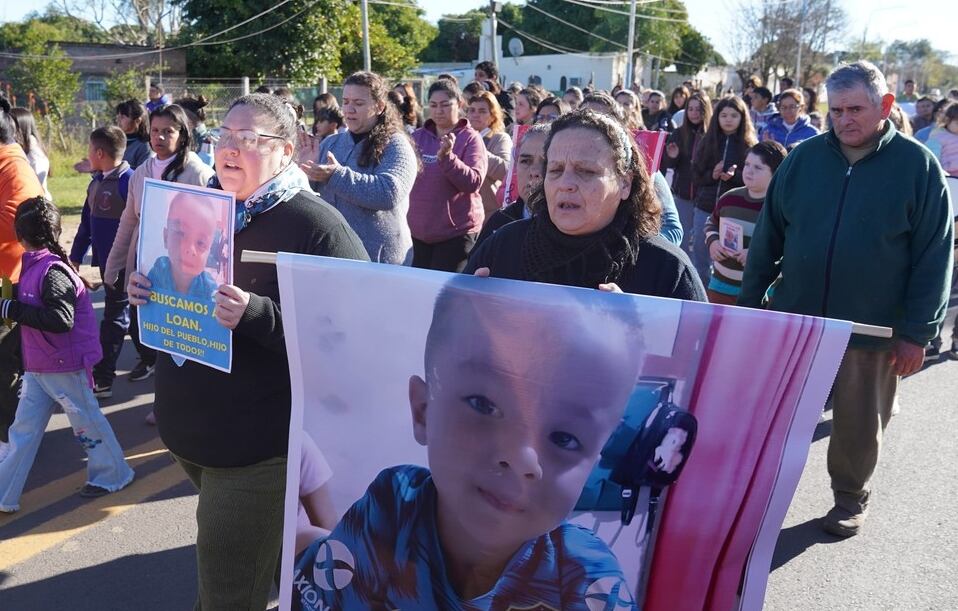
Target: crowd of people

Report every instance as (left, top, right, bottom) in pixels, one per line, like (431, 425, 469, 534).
(0, 57, 953, 610)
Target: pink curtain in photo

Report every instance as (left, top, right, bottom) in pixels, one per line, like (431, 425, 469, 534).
(643, 305, 827, 611)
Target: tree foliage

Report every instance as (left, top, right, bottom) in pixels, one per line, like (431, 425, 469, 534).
(421, 1, 719, 77)
(340, 0, 437, 78)
(178, 0, 348, 82)
(0, 8, 109, 48)
(105, 66, 148, 105)
(7, 32, 81, 122)
(728, 0, 847, 86)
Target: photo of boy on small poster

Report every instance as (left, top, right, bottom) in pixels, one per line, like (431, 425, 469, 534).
(136, 179, 234, 371)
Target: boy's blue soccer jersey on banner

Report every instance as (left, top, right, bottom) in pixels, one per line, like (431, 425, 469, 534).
(294, 465, 636, 611)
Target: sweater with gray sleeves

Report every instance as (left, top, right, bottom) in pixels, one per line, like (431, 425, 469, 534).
(314, 131, 417, 265)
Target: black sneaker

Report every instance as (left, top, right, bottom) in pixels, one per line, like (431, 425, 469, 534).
(93, 383, 113, 399)
(79, 484, 111, 498)
(129, 361, 155, 382)
(947, 344, 958, 361)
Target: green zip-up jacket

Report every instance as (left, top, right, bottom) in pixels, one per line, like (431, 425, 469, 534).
(739, 122, 954, 350)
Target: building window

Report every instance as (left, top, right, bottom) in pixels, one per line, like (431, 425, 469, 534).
(85, 79, 106, 103)
(569, 77, 582, 87)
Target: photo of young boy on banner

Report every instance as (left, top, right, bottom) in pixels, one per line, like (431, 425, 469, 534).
(275, 254, 852, 611)
(136, 178, 234, 372)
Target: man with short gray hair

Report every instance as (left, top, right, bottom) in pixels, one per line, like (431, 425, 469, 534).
(740, 61, 954, 537)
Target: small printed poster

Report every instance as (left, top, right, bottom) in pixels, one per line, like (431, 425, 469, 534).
(136, 178, 235, 372)
(720, 217, 745, 253)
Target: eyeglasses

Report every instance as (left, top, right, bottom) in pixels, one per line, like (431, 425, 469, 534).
(536, 113, 559, 123)
(212, 127, 286, 152)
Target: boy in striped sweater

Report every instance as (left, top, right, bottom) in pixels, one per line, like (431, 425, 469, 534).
(704, 141, 787, 305)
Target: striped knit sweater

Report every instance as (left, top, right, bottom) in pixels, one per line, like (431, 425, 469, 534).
(704, 187, 765, 296)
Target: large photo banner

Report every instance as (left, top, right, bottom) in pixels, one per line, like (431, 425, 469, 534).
(136, 178, 235, 371)
(276, 254, 851, 611)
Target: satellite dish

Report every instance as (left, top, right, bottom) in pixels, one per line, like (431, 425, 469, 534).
(508, 37, 524, 58)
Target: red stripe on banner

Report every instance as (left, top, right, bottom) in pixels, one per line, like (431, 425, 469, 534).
(644, 311, 826, 611)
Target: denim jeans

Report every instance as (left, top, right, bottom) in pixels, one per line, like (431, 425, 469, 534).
(674, 196, 695, 256)
(92, 282, 130, 386)
(0, 370, 134, 511)
(691, 207, 713, 287)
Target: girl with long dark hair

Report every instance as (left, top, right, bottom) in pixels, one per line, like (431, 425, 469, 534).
(689, 95, 757, 284)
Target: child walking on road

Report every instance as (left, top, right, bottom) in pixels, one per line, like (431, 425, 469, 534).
(0, 197, 134, 513)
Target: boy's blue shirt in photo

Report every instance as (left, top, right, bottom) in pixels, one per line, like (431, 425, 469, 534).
(294, 464, 636, 611)
(146, 256, 218, 300)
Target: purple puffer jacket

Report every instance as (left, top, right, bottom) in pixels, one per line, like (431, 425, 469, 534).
(17, 249, 101, 377)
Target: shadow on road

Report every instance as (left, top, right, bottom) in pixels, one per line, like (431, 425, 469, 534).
(771, 518, 847, 571)
(0, 545, 197, 611)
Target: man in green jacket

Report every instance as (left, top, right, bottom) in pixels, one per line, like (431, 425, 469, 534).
(740, 61, 954, 537)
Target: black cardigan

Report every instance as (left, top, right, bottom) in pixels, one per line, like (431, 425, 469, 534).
(464, 218, 707, 302)
(155, 190, 370, 468)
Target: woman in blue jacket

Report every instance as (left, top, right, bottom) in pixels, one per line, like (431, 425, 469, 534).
(761, 89, 819, 148)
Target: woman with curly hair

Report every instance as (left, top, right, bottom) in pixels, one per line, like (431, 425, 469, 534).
(300, 71, 419, 265)
(465, 109, 705, 301)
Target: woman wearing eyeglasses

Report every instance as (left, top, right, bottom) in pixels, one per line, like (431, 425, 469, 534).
(105, 104, 214, 392)
(761, 88, 819, 148)
(124, 93, 368, 611)
(408, 79, 487, 272)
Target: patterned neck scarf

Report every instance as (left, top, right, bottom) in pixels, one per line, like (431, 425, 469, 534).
(208, 162, 311, 233)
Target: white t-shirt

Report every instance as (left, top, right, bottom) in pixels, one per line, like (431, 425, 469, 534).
(26, 136, 50, 198)
(151, 155, 175, 180)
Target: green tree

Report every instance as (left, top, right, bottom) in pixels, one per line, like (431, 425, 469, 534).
(179, 0, 349, 82)
(340, 1, 436, 78)
(105, 67, 149, 106)
(0, 8, 107, 48)
(369, 0, 436, 61)
(421, 10, 487, 63)
(8, 34, 81, 122)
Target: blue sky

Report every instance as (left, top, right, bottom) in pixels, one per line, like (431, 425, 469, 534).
(3, 0, 956, 61)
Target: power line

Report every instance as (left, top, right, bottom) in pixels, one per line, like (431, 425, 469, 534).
(523, 2, 626, 49)
(557, 0, 688, 22)
(497, 17, 595, 56)
(0, 0, 315, 61)
(562, 0, 689, 15)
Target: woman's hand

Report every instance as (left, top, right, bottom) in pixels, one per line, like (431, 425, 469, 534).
(598, 283, 624, 293)
(733, 248, 748, 265)
(719, 164, 737, 182)
(213, 284, 251, 330)
(73, 158, 92, 173)
(127, 271, 152, 306)
(712, 160, 725, 180)
(666, 142, 679, 159)
(298, 151, 340, 185)
(295, 129, 319, 165)
(473, 267, 490, 277)
(438, 133, 455, 161)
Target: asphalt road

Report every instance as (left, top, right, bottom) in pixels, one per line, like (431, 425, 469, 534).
(0, 292, 956, 611)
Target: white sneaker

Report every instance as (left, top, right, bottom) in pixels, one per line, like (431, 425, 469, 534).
(0, 441, 10, 463)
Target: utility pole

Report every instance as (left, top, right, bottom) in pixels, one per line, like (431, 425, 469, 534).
(489, 1, 500, 71)
(360, 0, 371, 71)
(625, 0, 637, 88)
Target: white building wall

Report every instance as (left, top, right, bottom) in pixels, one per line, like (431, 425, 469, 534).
(496, 52, 628, 92)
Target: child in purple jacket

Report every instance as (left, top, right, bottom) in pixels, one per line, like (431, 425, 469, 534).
(0, 197, 134, 513)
